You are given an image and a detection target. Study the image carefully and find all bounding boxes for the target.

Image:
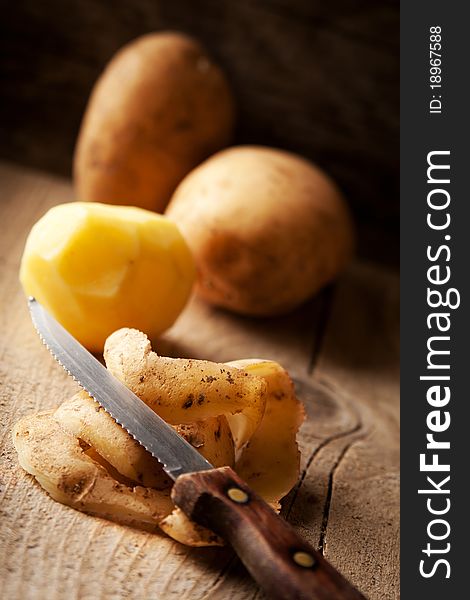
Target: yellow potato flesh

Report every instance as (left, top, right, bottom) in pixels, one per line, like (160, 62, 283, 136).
(229, 360, 305, 504)
(19, 202, 195, 352)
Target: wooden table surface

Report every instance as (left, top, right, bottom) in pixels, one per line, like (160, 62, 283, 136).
(0, 161, 399, 599)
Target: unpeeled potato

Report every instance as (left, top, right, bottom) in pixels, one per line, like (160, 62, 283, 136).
(166, 145, 355, 316)
(74, 32, 235, 212)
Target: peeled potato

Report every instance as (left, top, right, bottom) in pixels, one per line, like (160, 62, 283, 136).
(74, 32, 235, 212)
(166, 145, 355, 315)
(19, 202, 195, 352)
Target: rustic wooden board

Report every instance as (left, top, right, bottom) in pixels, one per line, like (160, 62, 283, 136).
(0, 162, 399, 599)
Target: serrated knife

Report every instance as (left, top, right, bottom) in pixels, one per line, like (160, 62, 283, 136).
(29, 297, 365, 600)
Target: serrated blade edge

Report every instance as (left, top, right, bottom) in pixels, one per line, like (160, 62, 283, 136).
(28, 297, 213, 480)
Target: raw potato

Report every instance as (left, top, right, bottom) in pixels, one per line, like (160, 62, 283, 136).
(13, 329, 304, 546)
(166, 145, 355, 315)
(74, 32, 235, 212)
(19, 202, 195, 352)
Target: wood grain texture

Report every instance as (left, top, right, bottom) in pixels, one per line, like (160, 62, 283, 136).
(173, 466, 366, 600)
(0, 0, 399, 263)
(0, 162, 399, 599)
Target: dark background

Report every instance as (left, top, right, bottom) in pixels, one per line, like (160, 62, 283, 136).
(0, 0, 399, 264)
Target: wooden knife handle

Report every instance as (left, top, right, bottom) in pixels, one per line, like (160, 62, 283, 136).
(172, 466, 366, 600)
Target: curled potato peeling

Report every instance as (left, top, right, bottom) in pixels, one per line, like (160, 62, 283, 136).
(54, 391, 234, 488)
(13, 329, 303, 546)
(159, 508, 222, 546)
(229, 360, 305, 505)
(12, 411, 175, 528)
(174, 418, 235, 468)
(104, 328, 266, 449)
(54, 391, 172, 489)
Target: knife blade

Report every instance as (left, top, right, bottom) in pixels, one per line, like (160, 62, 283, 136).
(28, 297, 212, 480)
(28, 297, 366, 600)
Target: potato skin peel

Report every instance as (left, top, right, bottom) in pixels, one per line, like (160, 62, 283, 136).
(13, 411, 175, 528)
(54, 391, 172, 489)
(104, 328, 266, 449)
(227, 359, 305, 505)
(13, 329, 304, 547)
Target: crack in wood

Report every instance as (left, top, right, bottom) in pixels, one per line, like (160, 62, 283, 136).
(209, 282, 342, 597)
(248, 429, 367, 599)
(317, 435, 365, 556)
(139, 544, 174, 599)
(249, 586, 262, 600)
(200, 554, 237, 599)
(284, 282, 362, 522)
(307, 284, 335, 375)
(283, 420, 362, 523)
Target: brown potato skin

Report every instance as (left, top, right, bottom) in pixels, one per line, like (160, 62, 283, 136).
(74, 32, 235, 212)
(165, 146, 355, 316)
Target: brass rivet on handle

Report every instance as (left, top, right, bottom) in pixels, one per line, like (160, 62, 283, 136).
(293, 551, 315, 568)
(227, 487, 249, 503)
